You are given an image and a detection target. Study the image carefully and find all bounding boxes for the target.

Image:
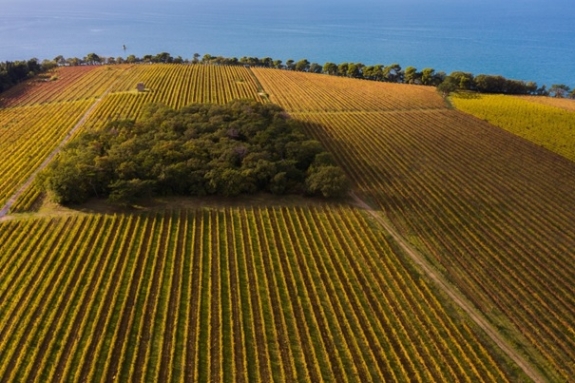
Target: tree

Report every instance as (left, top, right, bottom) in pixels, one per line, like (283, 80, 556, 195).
(205, 168, 247, 196)
(66, 57, 81, 66)
(202, 54, 213, 64)
(337, 63, 349, 76)
(261, 57, 273, 67)
(474, 74, 506, 93)
(294, 59, 310, 72)
(383, 63, 402, 82)
(285, 59, 295, 70)
(365, 64, 384, 81)
(305, 166, 350, 198)
(41, 59, 58, 71)
(347, 63, 363, 78)
(437, 76, 459, 97)
(53, 55, 65, 66)
(449, 71, 474, 90)
(154, 52, 173, 63)
(420, 68, 437, 85)
(323, 62, 338, 75)
(309, 63, 322, 73)
(549, 84, 571, 98)
(535, 85, 549, 96)
(404, 66, 420, 84)
(84, 53, 101, 65)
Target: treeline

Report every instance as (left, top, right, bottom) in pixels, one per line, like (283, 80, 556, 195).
(4, 51, 574, 98)
(437, 71, 574, 98)
(0, 58, 57, 93)
(41, 100, 350, 205)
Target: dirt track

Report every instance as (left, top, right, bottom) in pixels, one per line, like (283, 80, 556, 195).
(350, 192, 547, 383)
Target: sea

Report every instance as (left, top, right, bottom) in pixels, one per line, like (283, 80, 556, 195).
(1, 0, 574, 87)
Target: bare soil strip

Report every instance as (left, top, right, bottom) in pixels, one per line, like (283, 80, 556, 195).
(350, 192, 547, 383)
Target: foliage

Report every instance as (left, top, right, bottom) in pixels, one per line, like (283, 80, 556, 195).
(437, 76, 459, 97)
(42, 100, 349, 204)
(305, 165, 350, 197)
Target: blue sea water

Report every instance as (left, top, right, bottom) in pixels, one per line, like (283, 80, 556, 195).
(1, 0, 574, 87)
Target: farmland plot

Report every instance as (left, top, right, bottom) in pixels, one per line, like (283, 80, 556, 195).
(297, 109, 575, 382)
(0, 207, 524, 382)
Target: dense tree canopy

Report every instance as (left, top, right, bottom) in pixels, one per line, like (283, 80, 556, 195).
(42, 100, 350, 205)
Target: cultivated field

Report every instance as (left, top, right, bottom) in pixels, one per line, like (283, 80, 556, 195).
(451, 93, 575, 162)
(0, 206, 523, 382)
(253, 68, 446, 112)
(255, 70, 575, 381)
(1, 64, 573, 382)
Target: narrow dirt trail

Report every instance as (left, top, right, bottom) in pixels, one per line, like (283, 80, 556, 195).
(350, 192, 547, 383)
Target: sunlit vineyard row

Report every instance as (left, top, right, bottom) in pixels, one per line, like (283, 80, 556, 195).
(252, 68, 447, 113)
(291, 109, 575, 382)
(0, 101, 92, 207)
(451, 94, 575, 162)
(0, 206, 524, 382)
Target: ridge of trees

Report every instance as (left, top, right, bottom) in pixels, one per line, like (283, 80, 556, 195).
(2, 52, 574, 98)
(41, 100, 350, 205)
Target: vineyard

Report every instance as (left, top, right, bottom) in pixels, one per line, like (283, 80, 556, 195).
(451, 94, 575, 162)
(252, 68, 446, 112)
(252, 97, 575, 380)
(0, 206, 525, 382)
(1, 64, 574, 381)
